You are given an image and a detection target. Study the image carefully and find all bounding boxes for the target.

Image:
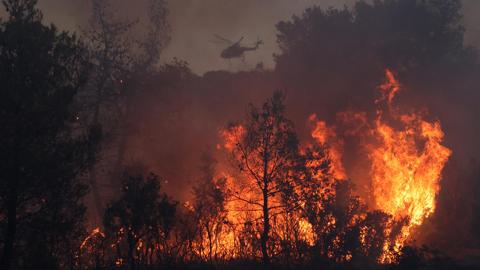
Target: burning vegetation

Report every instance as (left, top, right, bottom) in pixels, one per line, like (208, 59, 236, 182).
(214, 69, 451, 264)
(76, 70, 452, 268)
(1, 0, 480, 270)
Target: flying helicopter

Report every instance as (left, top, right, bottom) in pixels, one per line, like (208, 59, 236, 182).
(212, 34, 263, 61)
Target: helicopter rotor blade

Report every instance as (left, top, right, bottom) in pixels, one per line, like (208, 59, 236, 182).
(213, 34, 233, 44)
(210, 39, 230, 45)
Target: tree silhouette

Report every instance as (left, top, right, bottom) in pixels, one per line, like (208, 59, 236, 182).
(0, 1, 99, 269)
(103, 170, 176, 270)
(224, 92, 300, 265)
(274, 0, 476, 117)
(79, 0, 170, 221)
(276, 0, 470, 76)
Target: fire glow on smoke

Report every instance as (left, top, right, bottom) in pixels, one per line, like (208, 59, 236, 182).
(218, 69, 451, 261)
(81, 70, 451, 263)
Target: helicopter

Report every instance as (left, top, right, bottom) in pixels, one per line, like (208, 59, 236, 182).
(212, 34, 263, 61)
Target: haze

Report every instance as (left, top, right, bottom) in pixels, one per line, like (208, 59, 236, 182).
(32, 0, 480, 74)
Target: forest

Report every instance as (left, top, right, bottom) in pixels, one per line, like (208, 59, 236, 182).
(1, 0, 480, 270)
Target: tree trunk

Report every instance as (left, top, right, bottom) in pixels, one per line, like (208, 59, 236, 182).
(261, 139, 271, 266)
(127, 234, 136, 270)
(261, 185, 270, 265)
(1, 144, 20, 270)
(110, 91, 132, 187)
(111, 126, 127, 184)
(1, 183, 17, 270)
(206, 224, 213, 263)
(89, 92, 104, 223)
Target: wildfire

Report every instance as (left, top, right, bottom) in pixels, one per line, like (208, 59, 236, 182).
(307, 69, 451, 262)
(370, 70, 451, 261)
(220, 124, 245, 151)
(217, 123, 318, 259)
(308, 115, 347, 180)
(77, 69, 450, 265)
(204, 69, 451, 263)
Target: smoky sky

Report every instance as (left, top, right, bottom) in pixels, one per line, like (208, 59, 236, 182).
(26, 0, 480, 74)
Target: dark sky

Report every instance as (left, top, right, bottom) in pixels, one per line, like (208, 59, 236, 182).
(26, 0, 480, 74)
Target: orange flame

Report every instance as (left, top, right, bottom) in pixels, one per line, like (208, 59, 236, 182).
(370, 70, 451, 261)
(308, 115, 347, 180)
(219, 125, 245, 151)
(307, 69, 451, 262)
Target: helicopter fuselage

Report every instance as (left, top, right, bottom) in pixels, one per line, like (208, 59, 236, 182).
(221, 43, 260, 59)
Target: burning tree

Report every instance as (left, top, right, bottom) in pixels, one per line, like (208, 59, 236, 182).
(191, 153, 229, 262)
(221, 92, 301, 264)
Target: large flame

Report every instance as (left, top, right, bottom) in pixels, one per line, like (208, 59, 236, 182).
(372, 71, 451, 227)
(370, 70, 451, 261)
(307, 69, 451, 261)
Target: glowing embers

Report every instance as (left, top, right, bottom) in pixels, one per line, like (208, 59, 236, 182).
(80, 227, 105, 250)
